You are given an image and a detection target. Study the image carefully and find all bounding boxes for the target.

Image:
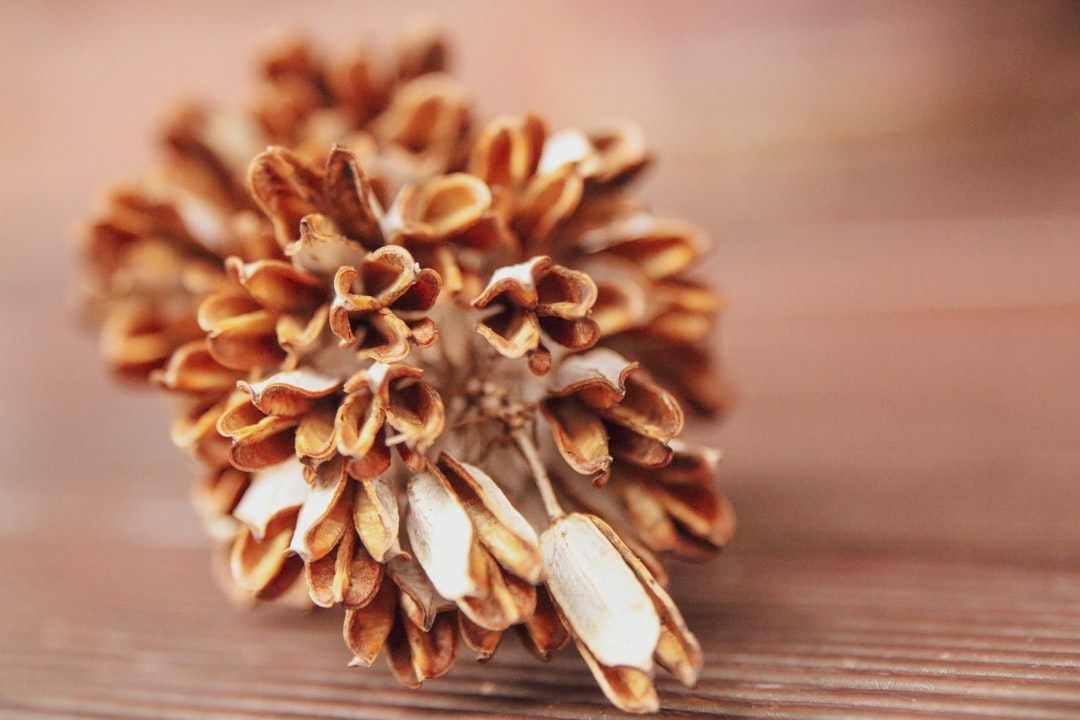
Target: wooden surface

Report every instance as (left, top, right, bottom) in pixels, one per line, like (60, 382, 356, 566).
(2, 2, 1079, 718)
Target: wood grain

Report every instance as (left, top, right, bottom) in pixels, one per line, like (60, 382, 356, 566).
(2, 1, 1079, 718)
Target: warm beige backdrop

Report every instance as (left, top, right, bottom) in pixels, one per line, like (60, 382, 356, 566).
(3, 2, 1079, 717)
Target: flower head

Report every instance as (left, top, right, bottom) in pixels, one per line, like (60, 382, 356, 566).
(83, 25, 733, 713)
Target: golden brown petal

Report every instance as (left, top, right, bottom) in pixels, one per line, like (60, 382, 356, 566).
(289, 458, 352, 562)
(151, 339, 244, 395)
(323, 146, 385, 247)
(232, 457, 309, 540)
(540, 397, 612, 481)
(239, 368, 340, 417)
(353, 474, 401, 563)
(469, 114, 545, 192)
(248, 146, 325, 247)
(386, 610, 458, 688)
(344, 578, 397, 666)
(390, 173, 492, 243)
(225, 257, 324, 312)
(230, 508, 301, 597)
(459, 614, 502, 661)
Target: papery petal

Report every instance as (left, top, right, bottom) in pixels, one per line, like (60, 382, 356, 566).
(344, 578, 397, 666)
(596, 369, 684, 441)
(392, 173, 491, 242)
(287, 214, 371, 276)
(232, 456, 309, 540)
(225, 256, 324, 312)
(289, 459, 351, 562)
(230, 510, 302, 597)
(549, 347, 633, 406)
(385, 610, 458, 687)
(354, 474, 401, 562)
(248, 146, 324, 246)
(471, 255, 550, 310)
(459, 614, 502, 661)
(406, 470, 483, 601)
(437, 454, 542, 583)
(574, 638, 659, 715)
(239, 368, 341, 417)
(517, 584, 569, 661)
(541, 513, 660, 672)
(387, 557, 454, 631)
(540, 397, 611, 480)
(152, 339, 244, 395)
(323, 146, 385, 247)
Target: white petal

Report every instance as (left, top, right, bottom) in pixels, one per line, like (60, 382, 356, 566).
(233, 457, 309, 541)
(406, 471, 478, 601)
(538, 129, 592, 175)
(459, 461, 542, 582)
(541, 514, 660, 671)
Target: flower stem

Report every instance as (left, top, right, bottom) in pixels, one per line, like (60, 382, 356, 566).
(512, 428, 564, 520)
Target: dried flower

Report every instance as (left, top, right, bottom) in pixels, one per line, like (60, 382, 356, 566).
(82, 25, 734, 713)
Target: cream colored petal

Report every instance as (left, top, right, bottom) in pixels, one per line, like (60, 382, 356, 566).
(239, 368, 341, 417)
(457, 551, 527, 632)
(589, 516, 703, 687)
(406, 470, 480, 601)
(288, 459, 351, 562)
(287, 214, 371, 276)
(354, 474, 401, 563)
(539, 397, 611, 480)
(537, 128, 592, 175)
(233, 456, 309, 541)
(541, 513, 660, 672)
(437, 454, 543, 584)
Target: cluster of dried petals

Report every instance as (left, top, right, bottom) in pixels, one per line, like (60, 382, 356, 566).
(82, 25, 732, 714)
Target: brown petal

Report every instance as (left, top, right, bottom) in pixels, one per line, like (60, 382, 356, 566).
(286, 213, 370, 276)
(171, 396, 232, 469)
(538, 316, 599, 352)
(580, 218, 704, 281)
(457, 552, 528, 632)
(540, 397, 611, 480)
(222, 410, 298, 472)
(344, 578, 397, 666)
(394, 173, 491, 241)
(535, 263, 596, 321)
(386, 610, 458, 687)
(294, 402, 338, 466)
(229, 509, 300, 595)
(239, 368, 340, 417)
(248, 146, 324, 246)
(192, 466, 250, 520)
(334, 388, 385, 459)
(437, 454, 543, 583)
(469, 114, 545, 190)
(654, 483, 737, 550)
(225, 257, 324, 312)
(548, 347, 634, 407)
(289, 458, 351, 562)
(607, 423, 674, 469)
(659, 441, 721, 485)
(152, 339, 244, 395)
(517, 584, 569, 661)
(475, 308, 540, 359)
(597, 369, 684, 441)
(386, 380, 445, 453)
(513, 165, 583, 250)
(323, 146, 384, 247)
(471, 255, 550, 310)
(459, 614, 502, 661)
(613, 476, 679, 554)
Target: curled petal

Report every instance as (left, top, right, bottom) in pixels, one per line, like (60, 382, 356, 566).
(335, 388, 385, 459)
(323, 146, 384, 247)
(239, 368, 341, 417)
(287, 214, 370, 276)
(607, 423, 674, 469)
(540, 397, 611, 481)
(392, 173, 492, 242)
(387, 557, 454, 631)
(475, 308, 540, 359)
(225, 256, 324, 312)
(596, 370, 684, 441)
(295, 402, 338, 466)
(386, 380, 445, 452)
(579, 216, 705, 281)
(574, 639, 659, 715)
(659, 440, 722, 486)
(459, 614, 502, 661)
(549, 348, 634, 405)
(471, 255, 550, 310)
(513, 165, 583, 249)
(535, 263, 596, 320)
(307, 524, 384, 609)
(248, 146, 324, 246)
(517, 585, 569, 661)
(385, 609, 458, 687)
(469, 114, 545, 190)
(152, 339, 244, 395)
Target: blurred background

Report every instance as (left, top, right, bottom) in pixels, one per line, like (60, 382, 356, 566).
(2, 0, 1079, 715)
